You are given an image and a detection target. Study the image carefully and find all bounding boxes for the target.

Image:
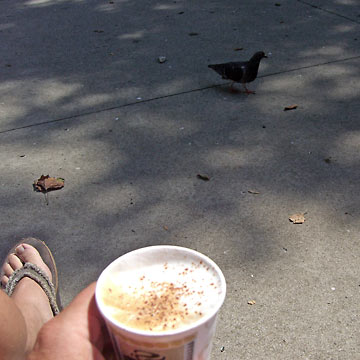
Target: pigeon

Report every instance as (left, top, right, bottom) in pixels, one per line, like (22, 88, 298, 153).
(208, 51, 267, 94)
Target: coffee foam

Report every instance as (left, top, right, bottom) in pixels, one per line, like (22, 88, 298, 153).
(101, 259, 222, 333)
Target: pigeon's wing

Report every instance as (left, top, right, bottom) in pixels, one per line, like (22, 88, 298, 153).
(223, 62, 247, 82)
(209, 61, 246, 82)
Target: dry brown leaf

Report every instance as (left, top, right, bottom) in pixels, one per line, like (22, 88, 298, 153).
(248, 300, 256, 305)
(197, 174, 210, 181)
(248, 190, 260, 194)
(284, 104, 298, 111)
(163, 225, 169, 231)
(34, 175, 65, 192)
(289, 213, 305, 224)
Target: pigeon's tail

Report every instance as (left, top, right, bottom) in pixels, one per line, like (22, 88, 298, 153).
(208, 64, 226, 77)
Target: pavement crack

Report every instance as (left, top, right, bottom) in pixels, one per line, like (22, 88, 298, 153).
(260, 55, 360, 79)
(0, 56, 360, 135)
(297, 0, 360, 24)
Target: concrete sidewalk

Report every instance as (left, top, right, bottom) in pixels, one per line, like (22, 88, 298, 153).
(1, 0, 360, 358)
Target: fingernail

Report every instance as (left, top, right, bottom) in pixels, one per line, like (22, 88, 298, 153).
(15, 245, 25, 255)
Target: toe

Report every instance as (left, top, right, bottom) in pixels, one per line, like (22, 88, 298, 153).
(15, 244, 40, 263)
(1, 263, 11, 286)
(15, 244, 52, 281)
(1, 253, 23, 287)
(8, 253, 24, 271)
(1, 275, 8, 287)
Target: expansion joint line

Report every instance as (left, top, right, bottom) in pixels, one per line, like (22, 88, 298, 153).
(297, 0, 360, 24)
(0, 56, 360, 135)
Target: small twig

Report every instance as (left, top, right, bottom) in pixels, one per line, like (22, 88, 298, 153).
(44, 192, 49, 206)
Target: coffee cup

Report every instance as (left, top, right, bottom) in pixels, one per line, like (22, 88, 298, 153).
(96, 245, 226, 360)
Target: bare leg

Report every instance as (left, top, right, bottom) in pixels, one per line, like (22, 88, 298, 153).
(0, 244, 54, 359)
(0, 290, 27, 360)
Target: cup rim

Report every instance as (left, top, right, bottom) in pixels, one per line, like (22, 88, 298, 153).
(95, 245, 226, 337)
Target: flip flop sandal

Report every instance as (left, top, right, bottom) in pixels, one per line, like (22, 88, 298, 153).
(0, 237, 62, 316)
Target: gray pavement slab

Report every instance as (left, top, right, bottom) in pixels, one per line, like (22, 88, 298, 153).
(1, 0, 360, 359)
(1, 0, 359, 130)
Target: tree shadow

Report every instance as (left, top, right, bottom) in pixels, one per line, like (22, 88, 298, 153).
(0, 0, 360, 306)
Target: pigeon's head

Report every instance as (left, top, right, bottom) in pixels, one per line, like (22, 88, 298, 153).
(251, 51, 268, 62)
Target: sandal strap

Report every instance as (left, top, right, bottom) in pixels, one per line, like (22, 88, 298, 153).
(5, 262, 60, 315)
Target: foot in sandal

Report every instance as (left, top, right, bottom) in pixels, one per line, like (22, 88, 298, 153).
(1, 239, 60, 354)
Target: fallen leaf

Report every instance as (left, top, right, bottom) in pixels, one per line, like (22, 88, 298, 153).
(163, 225, 169, 231)
(289, 213, 306, 224)
(324, 157, 332, 163)
(188, 32, 199, 36)
(197, 174, 210, 181)
(93, 29, 104, 33)
(284, 104, 298, 111)
(275, 3, 281, 6)
(234, 47, 244, 51)
(248, 190, 260, 194)
(248, 300, 256, 305)
(33, 175, 65, 192)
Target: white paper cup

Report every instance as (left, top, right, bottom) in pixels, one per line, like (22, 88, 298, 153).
(96, 245, 226, 360)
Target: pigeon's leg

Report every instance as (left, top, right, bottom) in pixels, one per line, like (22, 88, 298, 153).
(229, 82, 238, 93)
(242, 83, 256, 95)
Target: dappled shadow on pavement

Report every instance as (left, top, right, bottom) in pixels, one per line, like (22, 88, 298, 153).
(0, 0, 360, 310)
